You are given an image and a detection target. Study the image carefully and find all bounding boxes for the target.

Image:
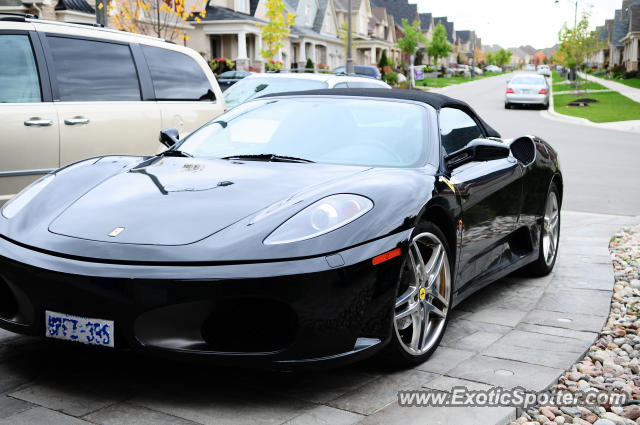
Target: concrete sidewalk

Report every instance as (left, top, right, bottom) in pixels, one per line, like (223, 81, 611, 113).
(579, 72, 640, 103)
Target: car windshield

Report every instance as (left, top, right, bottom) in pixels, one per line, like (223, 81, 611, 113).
(178, 98, 427, 168)
(511, 76, 545, 85)
(217, 71, 236, 79)
(223, 77, 328, 109)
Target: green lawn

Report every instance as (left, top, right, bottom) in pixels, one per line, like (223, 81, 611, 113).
(551, 70, 564, 84)
(552, 80, 608, 92)
(606, 77, 640, 89)
(553, 91, 640, 122)
(415, 72, 504, 88)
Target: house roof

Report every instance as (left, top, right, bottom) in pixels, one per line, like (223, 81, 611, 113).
(189, 2, 264, 22)
(433, 17, 454, 43)
(286, 0, 301, 12)
(249, 0, 260, 15)
(371, 0, 417, 27)
(612, 9, 628, 46)
(630, 4, 640, 32)
(54, 0, 95, 14)
(372, 7, 387, 22)
(334, 0, 361, 11)
(596, 25, 608, 43)
(456, 30, 472, 43)
(419, 12, 431, 30)
(312, 0, 330, 32)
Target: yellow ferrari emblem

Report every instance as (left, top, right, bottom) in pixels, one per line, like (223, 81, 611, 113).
(419, 287, 426, 301)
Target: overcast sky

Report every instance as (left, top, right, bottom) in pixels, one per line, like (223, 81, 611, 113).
(415, 0, 620, 49)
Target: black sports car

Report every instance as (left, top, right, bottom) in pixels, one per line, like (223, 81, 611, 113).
(0, 89, 561, 369)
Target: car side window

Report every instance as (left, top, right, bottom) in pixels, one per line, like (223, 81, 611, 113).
(47, 36, 141, 101)
(141, 45, 214, 101)
(0, 35, 41, 103)
(439, 107, 484, 155)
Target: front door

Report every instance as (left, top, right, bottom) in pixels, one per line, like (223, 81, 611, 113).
(439, 107, 522, 291)
(0, 31, 59, 205)
(42, 34, 161, 165)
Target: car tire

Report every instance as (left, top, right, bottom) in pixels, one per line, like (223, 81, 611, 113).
(526, 182, 560, 277)
(379, 222, 453, 369)
(505, 103, 511, 109)
(543, 102, 549, 110)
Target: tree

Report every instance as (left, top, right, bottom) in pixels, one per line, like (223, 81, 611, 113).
(396, 18, 427, 64)
(474, 47, 485, 66)
(494, 48, 513, 68)
(427, 22, 452, 67)
(305, 58, 315, 72)
(378, 50, 390, 76)
(260, 0, 295, 64)
(557, 12, 604, 89)
(338, 22, 360, 57)
(486, 51, 496, 65)
(534, 51, 546, 66)
(108, 0, 206, 41)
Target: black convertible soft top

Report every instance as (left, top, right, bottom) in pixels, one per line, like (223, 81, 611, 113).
(261, 88, 501, 138)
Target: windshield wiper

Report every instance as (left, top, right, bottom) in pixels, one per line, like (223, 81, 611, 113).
(221, 154, 314, 163)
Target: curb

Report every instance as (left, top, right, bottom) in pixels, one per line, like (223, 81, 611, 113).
(540, 90, 640, 134)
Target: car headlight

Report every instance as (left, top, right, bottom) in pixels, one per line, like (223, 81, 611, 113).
(264, 194, 373, 245)
(1, 174, 54, 219)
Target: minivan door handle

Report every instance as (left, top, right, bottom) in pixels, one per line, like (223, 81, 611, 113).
(24, 118, 54, 127)
(64, 117, 90, 125)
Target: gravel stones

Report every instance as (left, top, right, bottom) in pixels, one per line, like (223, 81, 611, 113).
(510, 225, 640, 425)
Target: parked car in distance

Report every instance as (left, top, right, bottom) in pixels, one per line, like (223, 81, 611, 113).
(0, 14, 225, 205)
(505, 73, 550, 109)
(223, 73, 390, 109)
(473, 66, 484, 75)
(524, 64, 536, 72)
(216, 70, 253, 91)
(485, 65, 503, 73)
(537, 64, 551, 77)
(332, 65, 381, 79)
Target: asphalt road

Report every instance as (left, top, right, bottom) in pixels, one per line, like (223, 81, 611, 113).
(436, 72, 640, 216)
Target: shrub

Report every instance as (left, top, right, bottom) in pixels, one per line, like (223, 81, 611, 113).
(611, 64, 626, 79)
(623, 70, 639, 79)
(383, 71, 398, 86)
(305, 58, 315, 73)
(378, 50, 389, 77)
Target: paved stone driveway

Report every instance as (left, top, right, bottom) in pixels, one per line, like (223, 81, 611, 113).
(0, 211, 635, 425)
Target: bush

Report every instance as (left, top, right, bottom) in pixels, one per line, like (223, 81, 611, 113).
(305, 58, 315, 73)
(378, 50, 389, 77)
(624, 70, 639, 79)
(611, 64, 626, 79)
(383, 71, 398, 86)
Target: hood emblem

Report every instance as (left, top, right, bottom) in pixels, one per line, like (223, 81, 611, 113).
(108, 227, 125, 237)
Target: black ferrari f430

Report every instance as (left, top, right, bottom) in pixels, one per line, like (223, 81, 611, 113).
(0, 89, 561, 368)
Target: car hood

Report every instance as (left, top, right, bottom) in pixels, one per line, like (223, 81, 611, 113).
(47, 157, 369, 246)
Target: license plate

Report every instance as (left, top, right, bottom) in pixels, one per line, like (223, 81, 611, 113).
(45, 310, 114, 348)
(521, 89, 531, 94)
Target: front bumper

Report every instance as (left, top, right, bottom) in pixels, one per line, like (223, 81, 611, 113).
(0, 231, 410, 369)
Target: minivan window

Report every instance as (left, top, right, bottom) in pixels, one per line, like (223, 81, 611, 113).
(0, 35, 41, 103)
(47, 36, 141, 101)
(141, 45, 214, 101)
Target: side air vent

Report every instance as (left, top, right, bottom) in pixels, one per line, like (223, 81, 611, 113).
(510, 137, 536, 166)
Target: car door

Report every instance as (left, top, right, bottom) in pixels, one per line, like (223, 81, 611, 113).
(40, 33, 162, 164)
(439, 107, 523, 292)
(0, 29, 59, 205)
(139, 45, 224, 138)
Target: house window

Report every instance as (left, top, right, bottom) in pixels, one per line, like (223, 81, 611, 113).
(306, 4, 312, 26)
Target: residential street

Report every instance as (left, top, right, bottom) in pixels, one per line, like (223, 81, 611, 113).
(436, 72, 640, 216)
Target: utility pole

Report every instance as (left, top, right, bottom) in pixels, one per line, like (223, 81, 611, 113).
(346, 0, 354, 74)
(96, 0, 107, 26)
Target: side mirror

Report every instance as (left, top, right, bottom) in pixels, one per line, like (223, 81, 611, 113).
(159, 128, 179, 148)
(445, 139, 510, 170)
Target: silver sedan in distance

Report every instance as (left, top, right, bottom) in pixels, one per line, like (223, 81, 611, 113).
(505, 74, 550, 109)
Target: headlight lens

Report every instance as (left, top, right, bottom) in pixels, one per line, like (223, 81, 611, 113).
(264, 194, 373, 245)
(1, 174, 54, 219)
